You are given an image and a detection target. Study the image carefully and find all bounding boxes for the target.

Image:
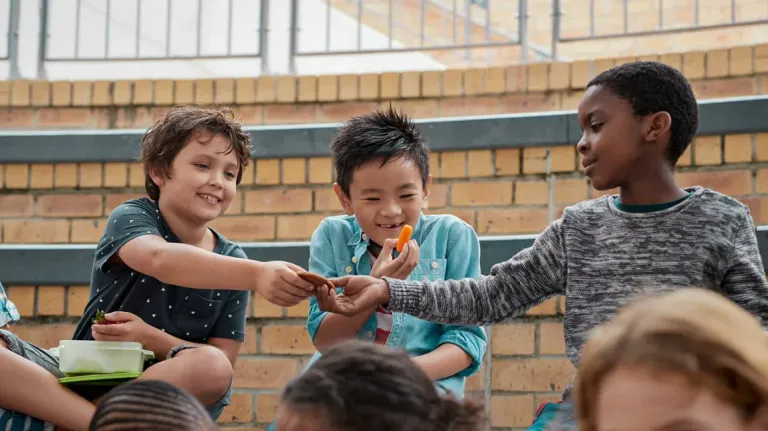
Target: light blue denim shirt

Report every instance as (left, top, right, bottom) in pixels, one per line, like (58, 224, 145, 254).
(0, 282, 20, 327)
(306, 213, 487, 398)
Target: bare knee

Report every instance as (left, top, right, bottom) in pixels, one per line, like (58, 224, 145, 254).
(180, 346, 233, 397)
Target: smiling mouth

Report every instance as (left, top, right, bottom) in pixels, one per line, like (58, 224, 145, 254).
(377, 223, 404, 229)
(197, 193, 221, 204)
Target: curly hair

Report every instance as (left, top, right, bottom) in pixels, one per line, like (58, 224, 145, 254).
(330, 106, 430, 196)
(587, 61, 699, 165)
(89, 380, 215, 431)
(140, 105, 252, 200)
(280, 340, 486, 431)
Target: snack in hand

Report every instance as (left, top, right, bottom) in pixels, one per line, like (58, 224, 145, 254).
(296, 271, 335, 290)
(91, 309, 120, 325)
(396, 224, 413, 253)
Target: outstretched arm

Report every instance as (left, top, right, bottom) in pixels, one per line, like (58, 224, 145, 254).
(321, 220, 568, 326)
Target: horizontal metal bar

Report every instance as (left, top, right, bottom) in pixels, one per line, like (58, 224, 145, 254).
(296, 41, 520, 56)
(3, 227, 768, 285)
(559, 19, 768, 43)
(44, 53, 261, 62)
(0, 95, 766, 163)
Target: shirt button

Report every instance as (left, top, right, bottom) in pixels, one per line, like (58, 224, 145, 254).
(431, 261, 438, 269)
(352, 256, 357, 264)
(366, 331, 373, 338)
(345, 266, 352, 274)
(362, 233, 368, 241)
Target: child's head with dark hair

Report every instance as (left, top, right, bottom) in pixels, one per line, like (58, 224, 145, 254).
(140, 105, 251, 221)
(330, 107, 431, 248)
(577, 61, 698, 192)
(89, 380, 215, 431)
(274, 340, 485, 431)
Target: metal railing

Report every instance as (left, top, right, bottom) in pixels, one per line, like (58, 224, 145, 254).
(1, 0, 767, 79)
(39, 0, 268, 74)
(551, 0, 768, 59)
(287, 0, 528, 72)
(2, 0, 20, 78)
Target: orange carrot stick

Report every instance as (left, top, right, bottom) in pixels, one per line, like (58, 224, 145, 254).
(396, 224, 413, 253)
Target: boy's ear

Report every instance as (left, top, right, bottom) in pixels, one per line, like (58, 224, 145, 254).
(148, 167, 166, 188)
(332, 183, 355, 216)
(643, 111, 672, 143)
(421, 175, 432, 210)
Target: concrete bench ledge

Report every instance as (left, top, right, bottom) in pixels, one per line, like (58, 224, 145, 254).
(0, 96, 766, 163)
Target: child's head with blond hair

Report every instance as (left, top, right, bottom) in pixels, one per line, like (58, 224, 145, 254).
(575, 288, 768, 431)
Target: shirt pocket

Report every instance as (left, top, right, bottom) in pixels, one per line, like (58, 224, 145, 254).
(410, 258, 447, 282)
(172, 291, 224, 341)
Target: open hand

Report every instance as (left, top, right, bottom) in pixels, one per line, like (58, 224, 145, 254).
(91, 311, 152, 343)
(257, 261, 315, 307)
(315, 275, 390, 316)
(370, 239, 419, 280)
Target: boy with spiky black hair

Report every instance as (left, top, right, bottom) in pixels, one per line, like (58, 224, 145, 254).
(316, 62, 768, 430)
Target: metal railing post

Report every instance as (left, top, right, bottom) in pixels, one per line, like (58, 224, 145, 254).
(7, 0, 21, 79)
(260, 0, 270, 74)
(551, 0, 560, 61)
(288, 0, 299, 74)
(518, 0, 528, 62)
(37, 0, 49, 79)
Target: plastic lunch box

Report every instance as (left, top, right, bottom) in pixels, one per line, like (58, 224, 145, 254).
(54, 340, 155, 375)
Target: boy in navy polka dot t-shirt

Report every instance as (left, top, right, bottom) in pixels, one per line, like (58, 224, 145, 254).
(0, 106, 315, 431)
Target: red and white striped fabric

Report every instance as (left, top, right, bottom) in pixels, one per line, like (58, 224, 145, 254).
(368, 250, 392, 344)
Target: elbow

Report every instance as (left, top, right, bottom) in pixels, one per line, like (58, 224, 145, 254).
(139, 242, 171, 283)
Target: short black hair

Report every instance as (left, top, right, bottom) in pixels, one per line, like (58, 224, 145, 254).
(280, 340, 486, 431)
(330, 107, 430, 196)
(587, 61, 699, 165)
(89, 380, 215, 431)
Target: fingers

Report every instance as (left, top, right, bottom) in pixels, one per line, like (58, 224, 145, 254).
(283, 261, 307, 273)
(91, 323, 126, 336)
(394, 240, 419, 278)
(315, 285, 336, 312)
(280, 267, 315, 292)
(380, 238, 397, 258)
(327, 276, 351, 288)
(104, 311, 135, 322)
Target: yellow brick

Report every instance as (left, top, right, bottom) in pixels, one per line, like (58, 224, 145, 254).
(29, 164, 54, 189)
(297, 76, 317, 102)
(133, 80, 153, 104)
(71, 81, 92, 106)
(724, 134, 752, 163)
(421, 71, 442, 97)
(464, 68, 485, 96)
(214, 78, 235, 104)
(5, 164, 29, 189)
(256, 159, 280, 185)
(91, 81, 112, 106)
(276, 77, 296, 103)
(380, 73, 400, 99)
(11, 80, 30, 106)
(359, 74, 379, 100)
(318, 75, 338, 102)
(78, 163, 103, 188)
(706, 49, 729, 78)
(31, 81, 51, 106)
(729, 46, 753, 76)
(153, 80, 174, 105)
(694, 136, 722, 165)
(527, 63, 548, 92)
(683, 51, 705, 80)
(467, 150, 493, 177)
(338, 74, 358, 101)
(103, 163, 128, 188)
(281, 158, 306, 184)
(400, 72, 421, 98)
(570, 61, 591, 89)
(195, 79, 214, 104)
(37, 286, 65, 316)
(593, 58, 615, 75)
(440, 152, 466, 178)
(255, 77, 276, 103)
(486, 67, 505, 94)
(756, 44, 768, 73)
(51, 81, 72, 106)
(112, 81, 133, 105)
(54, 164, 78, 188)
(548, 62, 570, 90)
(660, 53, 682, 71)
(235, 78, 256, 104)
(308, 157, 332, 184)
(174, 80, 195, 104)
(442, 69, 463, 97)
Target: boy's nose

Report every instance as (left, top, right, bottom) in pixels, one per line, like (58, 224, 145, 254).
(576, 137, 589, 154)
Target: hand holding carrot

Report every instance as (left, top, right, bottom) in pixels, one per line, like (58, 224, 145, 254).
(370, 225, 419, 280)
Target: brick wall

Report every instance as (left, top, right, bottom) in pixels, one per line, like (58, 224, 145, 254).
(2, 44, 768, 430)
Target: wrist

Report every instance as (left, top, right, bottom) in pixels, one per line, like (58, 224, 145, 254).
(250, 261, 268, 291)
(377, 278, 391, 305)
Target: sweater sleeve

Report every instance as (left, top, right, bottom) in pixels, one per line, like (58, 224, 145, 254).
(385, 219, 567, 326)
(721, 208, 768, 329)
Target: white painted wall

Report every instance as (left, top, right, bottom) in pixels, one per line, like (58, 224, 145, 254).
(0, 0, 445, 80)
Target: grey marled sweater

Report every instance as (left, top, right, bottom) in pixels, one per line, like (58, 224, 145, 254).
(386, 187, 768, 369)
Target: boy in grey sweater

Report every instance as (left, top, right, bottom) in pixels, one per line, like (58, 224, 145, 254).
(314, 61, 768, 430)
